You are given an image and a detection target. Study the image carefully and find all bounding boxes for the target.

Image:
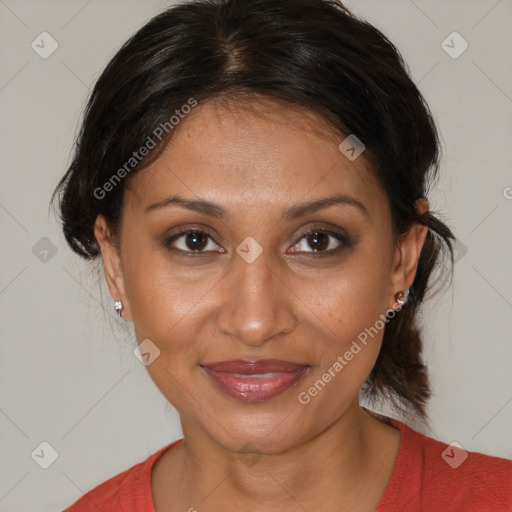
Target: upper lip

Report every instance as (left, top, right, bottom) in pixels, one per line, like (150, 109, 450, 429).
(201, 359, 309, 374)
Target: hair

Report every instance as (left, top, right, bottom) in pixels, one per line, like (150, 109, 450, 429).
(50, 0, 456, 420)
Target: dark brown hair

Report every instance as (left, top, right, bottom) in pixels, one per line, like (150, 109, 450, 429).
(50, 0, 456, 419)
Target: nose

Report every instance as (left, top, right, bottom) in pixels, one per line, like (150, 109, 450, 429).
(215, 251, 297, 347)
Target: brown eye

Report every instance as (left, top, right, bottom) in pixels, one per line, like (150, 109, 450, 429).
(289, 226, 349, 256)
(184, 231, 208, 250)
(307, 231, 330, 251)
(165, 229, 223, 255)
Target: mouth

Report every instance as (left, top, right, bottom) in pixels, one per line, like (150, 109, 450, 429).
(201, 359, 311, 403)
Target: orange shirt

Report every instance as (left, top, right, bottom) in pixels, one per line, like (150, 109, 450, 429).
(63, 419, 512, 511)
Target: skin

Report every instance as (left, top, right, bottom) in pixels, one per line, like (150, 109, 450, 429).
(94, 96, 429, 511)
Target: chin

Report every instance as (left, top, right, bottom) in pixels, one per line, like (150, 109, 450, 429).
(196, 401, 317, 455)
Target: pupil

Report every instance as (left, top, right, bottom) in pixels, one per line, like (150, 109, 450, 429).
(187, 232, 207, 250)
(309, 231, 328, 251)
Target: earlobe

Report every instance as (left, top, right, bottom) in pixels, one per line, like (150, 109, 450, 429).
(93, 215, 132, 321)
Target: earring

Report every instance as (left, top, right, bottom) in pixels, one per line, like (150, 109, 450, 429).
(114, 300, 123, 317)
(394, 289, 409, 306)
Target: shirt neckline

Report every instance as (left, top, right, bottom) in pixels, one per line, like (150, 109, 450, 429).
(144, 417, 410, 511)
(375, 418, 410, 509)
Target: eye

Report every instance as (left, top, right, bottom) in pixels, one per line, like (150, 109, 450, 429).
(165, 228, 224, 256)
(289, 225, 348, 256)
(164, 225, 349, 257)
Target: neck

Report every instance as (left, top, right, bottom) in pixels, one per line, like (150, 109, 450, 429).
(160, 402, 400, 512)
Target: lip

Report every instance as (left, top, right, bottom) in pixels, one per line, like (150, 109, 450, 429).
(201, 359, 310, 403)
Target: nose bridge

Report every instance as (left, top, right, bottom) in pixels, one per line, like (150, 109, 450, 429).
(216, 249, 296, 346)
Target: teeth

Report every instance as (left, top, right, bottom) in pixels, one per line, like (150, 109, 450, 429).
(233, 372, 282, 379)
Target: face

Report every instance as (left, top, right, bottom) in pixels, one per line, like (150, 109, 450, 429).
(95, 97, 427, 454)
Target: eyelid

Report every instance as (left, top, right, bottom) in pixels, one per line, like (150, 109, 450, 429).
(164, 224, 226, 244)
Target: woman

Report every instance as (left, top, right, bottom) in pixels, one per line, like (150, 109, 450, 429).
(53, 0, 511, 510)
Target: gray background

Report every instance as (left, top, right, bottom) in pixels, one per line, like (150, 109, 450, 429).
(0, 1, 511, 511)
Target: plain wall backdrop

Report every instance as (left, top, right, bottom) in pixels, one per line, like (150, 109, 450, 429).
(0, 1, 511, 511)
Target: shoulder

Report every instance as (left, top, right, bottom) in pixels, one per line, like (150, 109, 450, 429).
(378, 418, 512, 512)
(62, 440, 182, 512)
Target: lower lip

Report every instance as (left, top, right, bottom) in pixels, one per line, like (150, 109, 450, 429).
(202, 367, 310, 402)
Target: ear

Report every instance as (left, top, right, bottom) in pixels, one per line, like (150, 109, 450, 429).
(94, 214, 132, 322)
(388, 198, 429, 309)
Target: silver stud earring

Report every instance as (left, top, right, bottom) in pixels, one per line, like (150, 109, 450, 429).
(114, 300, 123, 317)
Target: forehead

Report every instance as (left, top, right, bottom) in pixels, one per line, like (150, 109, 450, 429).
(124, 97, 386, 219)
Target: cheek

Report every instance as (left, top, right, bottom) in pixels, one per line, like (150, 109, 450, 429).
(293, 275, 388, 423)
(299, 255, 390, 349)
(292, 254, 390, 402)
(122, 245, 216, 341)
(122, 253, 226, 412)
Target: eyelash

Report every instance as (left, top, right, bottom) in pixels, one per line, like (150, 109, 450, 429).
(164, 224, 349, 258)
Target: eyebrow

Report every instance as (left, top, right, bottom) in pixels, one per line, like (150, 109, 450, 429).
(144, 193, 369, 220)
